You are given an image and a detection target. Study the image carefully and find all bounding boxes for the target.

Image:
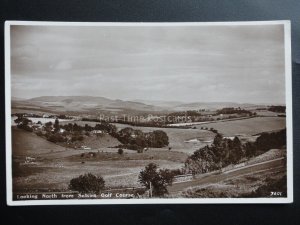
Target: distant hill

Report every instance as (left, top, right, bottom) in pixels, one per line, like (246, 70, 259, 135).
(11, 97, 26, 101)
(133, 99, 184, 108)
(12, 95, 268, 115)
(173, 102, 262, 111)
(12, 96, 164, 114)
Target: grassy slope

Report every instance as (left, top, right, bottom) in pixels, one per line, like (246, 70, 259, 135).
(12, 127, 66, 156)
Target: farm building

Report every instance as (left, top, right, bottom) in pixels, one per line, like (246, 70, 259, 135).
(92, 130, 103, 134)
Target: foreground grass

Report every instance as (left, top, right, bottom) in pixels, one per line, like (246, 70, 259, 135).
(181, 166, 286, 198)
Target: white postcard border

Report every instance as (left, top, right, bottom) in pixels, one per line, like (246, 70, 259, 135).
(5, 20, 293, 205)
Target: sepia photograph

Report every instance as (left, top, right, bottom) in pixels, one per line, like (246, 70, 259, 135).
(5, 21, 293, 205)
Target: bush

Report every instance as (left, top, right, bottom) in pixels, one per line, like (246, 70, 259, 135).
(19, 124, 33, 132)
(242, 175, 287, 197)
(36, 131, 44, 137)
(47, 133, 66, 143)
(69, 173, 105, 194)
(71, 135, 84, 142)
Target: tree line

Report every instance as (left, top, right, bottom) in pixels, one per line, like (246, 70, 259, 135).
(115, 127, 169, 150)
(185, 129, 286, 174)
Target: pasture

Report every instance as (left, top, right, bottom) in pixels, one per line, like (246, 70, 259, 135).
(195, 117, 286, 136)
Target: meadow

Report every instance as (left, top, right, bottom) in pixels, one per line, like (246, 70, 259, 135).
(195, 117, 286, 136)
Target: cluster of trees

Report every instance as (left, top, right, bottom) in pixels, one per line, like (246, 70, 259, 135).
(245, 129, 286, 157)
(268, 106, 286, 113)
(57, 114, 72, 119)
(116, 127, 169, 150)
(113, 119, 167, 128)
(185, 129, 286, 175)
(15, 117, 34, 132)
(60, 122, 117, 134)
(82, 118, 101, 122)
(165, 111, 206, 123)
(38, 119, 84, 144)
(168, 110, 202, 117)
(185, 134, 243, 174)
(216, 107, 253, 115)
(138, 163, 174, 196)
(24, 117, 118, 144)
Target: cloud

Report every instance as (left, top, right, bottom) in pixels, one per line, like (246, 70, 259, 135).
(10, 24, 286, 104)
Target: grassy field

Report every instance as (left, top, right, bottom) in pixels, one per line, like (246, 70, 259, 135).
(12, 127, 186, 192)
(195, 117, 286, 136)
(12, 127, 67, 156)
(13, 157, 183, 191)
(73, 133, 122, 149)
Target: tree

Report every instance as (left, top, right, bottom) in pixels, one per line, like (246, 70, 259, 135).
(138, 163, 174, 197)
(45, 121, 53, 128)
(14, 114, 24, 124)
(118, 148, 124, 155)
(212, 133, 223, 147)
(84, 124, 93, 131)
(54, 118, 60, 132)
(244, 141, 257, 158)
(69, 173, 105, 194)
(229, 137, 243, 163)
(147, 130, 169, 148)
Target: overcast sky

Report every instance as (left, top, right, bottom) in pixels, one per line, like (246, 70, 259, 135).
(11, 24, 285, 104)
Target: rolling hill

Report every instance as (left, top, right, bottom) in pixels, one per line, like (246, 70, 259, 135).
(12, 96, 164, 114)
(12, 95, 268, 115)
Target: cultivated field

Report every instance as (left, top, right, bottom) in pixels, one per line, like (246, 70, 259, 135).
(195, 117, 286, 136)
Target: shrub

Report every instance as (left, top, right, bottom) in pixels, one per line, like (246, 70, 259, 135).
(137, 149, 144, 153)
(69, 173, 105, 194)
(36, 131, 43, 137)
(17, 124, 33, 132)
(47, 133, 66, 143)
